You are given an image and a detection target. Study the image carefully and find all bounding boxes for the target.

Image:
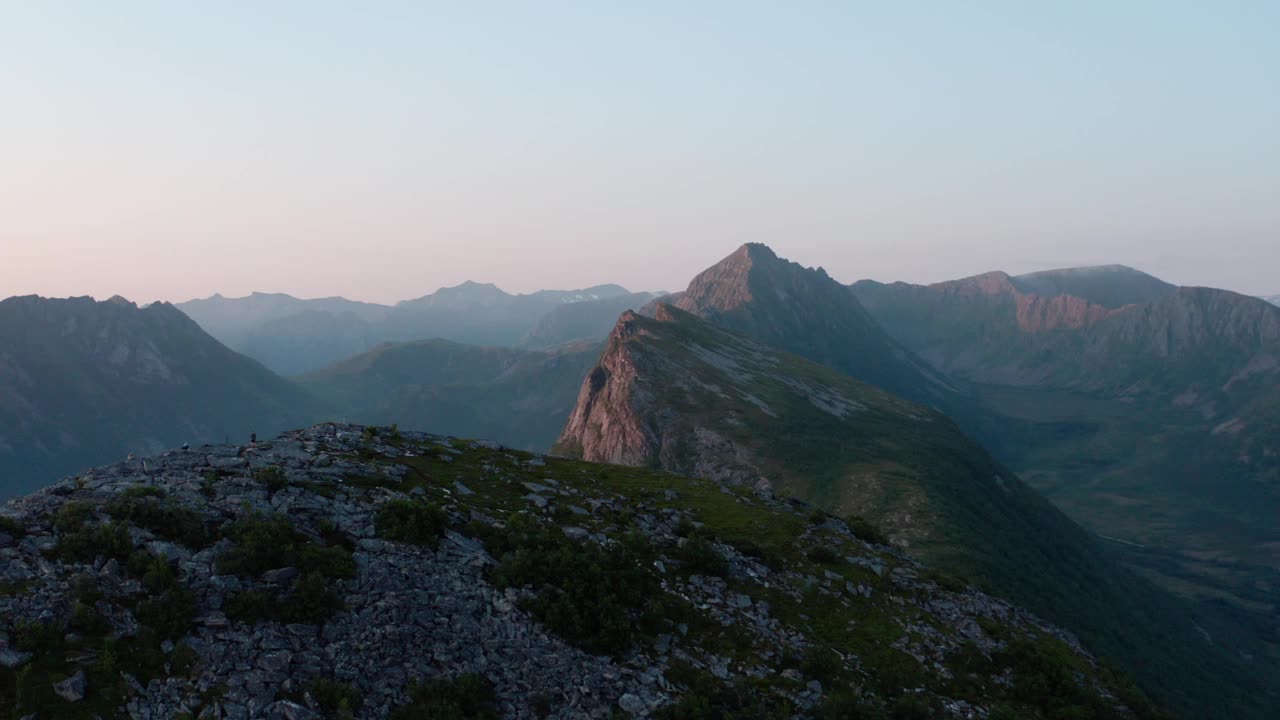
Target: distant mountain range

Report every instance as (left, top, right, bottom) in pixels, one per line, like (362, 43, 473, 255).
(0, 295, 315, 497)
(176, 283, 661, 375)
(299, 338, 601, 452)
(5, 246, 1279, 716)
(852, 266, 1280, 618)
(1264, 294, 1280, 306)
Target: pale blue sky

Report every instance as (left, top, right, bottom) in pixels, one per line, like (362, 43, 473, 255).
(1, 1, 1276, 303)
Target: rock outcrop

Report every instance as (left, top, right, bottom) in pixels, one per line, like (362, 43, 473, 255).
(0, 424, 1152, 719)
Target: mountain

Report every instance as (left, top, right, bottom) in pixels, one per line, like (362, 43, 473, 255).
(0, 423, 1165, 718)
(851, 273, 1280, 588)
(1264, 294, 1280, 307)
(300, 339, 601, 452)
(1009, 265, 1177, 308)
(178, 284, 639, 375)
(236, 310, 381, 376)
(0, 295, 315, 499)
(663, 244, 956, 405)
(381, 282, 635, 347)
(522, 291, 663, 349)
(175, 292, 391, 343)
(554, 304, 1275, 718)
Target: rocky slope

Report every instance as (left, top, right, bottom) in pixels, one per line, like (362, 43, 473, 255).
(0, 424, 1159, 719)
(0, 295, 315, 500)
(554, 304, 1274, 719)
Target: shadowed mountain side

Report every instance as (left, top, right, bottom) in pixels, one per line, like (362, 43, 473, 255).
(300, 339, 601, 452)
(0, 295, 317, 499)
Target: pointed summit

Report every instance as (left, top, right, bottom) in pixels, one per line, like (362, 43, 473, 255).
(671, 245, 953, 403)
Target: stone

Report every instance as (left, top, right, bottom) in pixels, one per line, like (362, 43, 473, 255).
(53, 670, 87, 702)
(618, 692, 646, 715)
(0, 648, 32, 669)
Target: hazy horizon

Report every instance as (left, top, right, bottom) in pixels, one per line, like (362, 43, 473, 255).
(4, 3, 1277, 304)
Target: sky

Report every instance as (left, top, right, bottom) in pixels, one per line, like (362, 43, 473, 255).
(1, 1, 1277, 304)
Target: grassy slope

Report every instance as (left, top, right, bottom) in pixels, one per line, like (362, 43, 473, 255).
(557, 307, 1275, 719)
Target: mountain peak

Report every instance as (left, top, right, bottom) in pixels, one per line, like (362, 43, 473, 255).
(672, 245, 950, 403)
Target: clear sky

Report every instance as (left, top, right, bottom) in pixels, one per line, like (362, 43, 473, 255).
(2, 1, 1277, 304)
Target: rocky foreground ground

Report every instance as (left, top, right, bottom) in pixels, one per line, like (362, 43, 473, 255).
(0, 424, 1154, 719)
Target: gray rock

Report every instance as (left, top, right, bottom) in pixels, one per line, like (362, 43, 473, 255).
(53, 669, 87, 702)
(0, 648, 32, 669)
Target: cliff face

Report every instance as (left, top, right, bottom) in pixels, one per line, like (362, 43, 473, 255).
(553, 311, 655, 466)
(0, 424, 1154, 719)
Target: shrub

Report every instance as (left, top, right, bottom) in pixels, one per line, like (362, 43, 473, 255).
(806, 544, 843, 565)
(200, 471, 218, 498)
(226, 572, 345, 625)
(135, 588, 198, 641)
(57, 521, 133, 563)
(121, 485, 166, 500)
(0, 514, 28, 538)
(106, 495, 212, 548)
(484, 517, 664, 657)
(54, 501, 95, 532)
(388, 674, 498, 720)
(676, 535, 730, 577)
(309, 678, 364, 719)
(844, 515, 890, 546)
(217, 512, 355, 579)
(255, 466, 289, 493)
(802, 644, 844, 686)
(375, 500, 448, 548)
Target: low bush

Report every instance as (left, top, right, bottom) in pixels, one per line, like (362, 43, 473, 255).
(375, 500, 448, 548)
(255, 466, 289, 493)
(309, 678, 364, 719)
(844, 515, 890, 546)
(676, 535, 730, 577)
(216, 512, 355, 580)
(481, 517, 665, 657)
(388, 674, 498, 720)
(105, 495, 212, 548)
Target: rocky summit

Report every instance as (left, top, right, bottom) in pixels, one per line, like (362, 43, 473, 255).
(0, 424, 1157, 719)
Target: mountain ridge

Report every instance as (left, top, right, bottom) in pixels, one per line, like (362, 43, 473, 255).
(553, 303, 1274, 718)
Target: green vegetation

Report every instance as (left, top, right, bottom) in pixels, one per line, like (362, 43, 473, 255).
(0, 514, 26, 538)
(255, 465, 289, 493)
(306, 678, 364, 719)
(105, 492, 212, 548)
(217, 511, 355, 625)
(477, 517, 666, 657)
(388, 674, 498, 720)
(375, 499, 448, 548)
(845, 514, 890, 546)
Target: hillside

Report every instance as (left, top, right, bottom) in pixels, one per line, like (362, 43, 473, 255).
(554, 305, 1275, 718)
(851, 275, 1280, 622)
(0, 423, 1162, 719)
(0, 295, 315, 499)
(300, 339, 601, 452)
